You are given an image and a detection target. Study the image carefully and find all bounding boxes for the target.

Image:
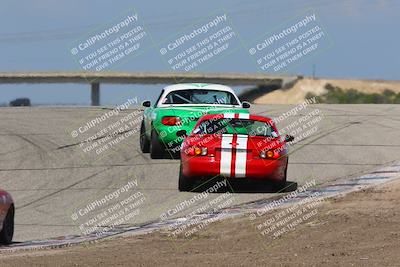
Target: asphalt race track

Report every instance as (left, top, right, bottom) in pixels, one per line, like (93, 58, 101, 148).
(0, 104, 399, 242)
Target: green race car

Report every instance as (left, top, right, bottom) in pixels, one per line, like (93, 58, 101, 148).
(140, 83, 250, 159)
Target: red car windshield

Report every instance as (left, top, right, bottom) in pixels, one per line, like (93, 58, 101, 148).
(193, 118, 278, 137)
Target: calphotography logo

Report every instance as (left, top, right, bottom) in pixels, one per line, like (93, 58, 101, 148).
(66, 96, 144, 158)
(2, 1, 400, 266)
(69, 7, 151, 77)
(247, 9, 333, 73)
(158, 10, 241, 76)
(70, 178, 146, 237)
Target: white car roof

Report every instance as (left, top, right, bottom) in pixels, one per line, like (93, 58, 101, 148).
(163, 83, 235, 94)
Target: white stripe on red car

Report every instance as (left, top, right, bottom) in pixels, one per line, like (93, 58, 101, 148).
(223, 113, 234, 119)
(220, 134, 233, 176)
(219, 134, 249, 178)
(234, 135, 248, 178)
(220, 112, 250, 178)
(238, 113, 250, 119)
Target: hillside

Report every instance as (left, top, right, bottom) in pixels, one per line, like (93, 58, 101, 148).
(253, 78, 400, 104)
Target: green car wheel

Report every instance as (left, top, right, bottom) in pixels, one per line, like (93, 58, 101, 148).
(150, 130, 165, 159)
(140, 122, 150, 153)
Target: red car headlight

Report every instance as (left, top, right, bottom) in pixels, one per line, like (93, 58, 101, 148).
(162, 116, 181, 126)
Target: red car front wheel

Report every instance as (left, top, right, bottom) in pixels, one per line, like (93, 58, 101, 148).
(0, 205, 14, 245)
(273, 159, 288, 192)
(178, 165, 194, 192)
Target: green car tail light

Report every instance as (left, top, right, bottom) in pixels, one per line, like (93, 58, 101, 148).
(161, 116, 182, 126)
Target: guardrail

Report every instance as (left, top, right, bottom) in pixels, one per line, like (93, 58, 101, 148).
(0, 72, 297, 106)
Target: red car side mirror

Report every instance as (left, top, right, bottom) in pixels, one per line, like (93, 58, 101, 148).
(285, 135, 294, 142)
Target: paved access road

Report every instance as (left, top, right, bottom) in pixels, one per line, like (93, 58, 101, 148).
(0, 104, 399, 241)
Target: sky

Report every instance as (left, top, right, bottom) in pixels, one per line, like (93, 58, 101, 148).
(0, 0, 399, 105)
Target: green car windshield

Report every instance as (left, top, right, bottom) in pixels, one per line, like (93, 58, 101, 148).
(162, 89, 239, 105)
(193, 118, 278, 137)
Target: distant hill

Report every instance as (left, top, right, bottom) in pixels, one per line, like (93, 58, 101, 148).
(249, 78, 400, 104)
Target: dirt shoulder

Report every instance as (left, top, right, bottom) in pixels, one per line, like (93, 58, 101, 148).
(2, 179, 400, 267)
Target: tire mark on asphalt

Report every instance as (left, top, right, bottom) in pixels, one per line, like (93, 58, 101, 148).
(57, 128, 135, 150)
(289, 162, 382, 165)
(294, 143, 400, 147)
(0, 127, 49, 168)
(0, 162, 178, 172)
(15, 167, 109, 210)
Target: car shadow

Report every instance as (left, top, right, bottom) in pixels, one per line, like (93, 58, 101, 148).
(164, 151, 180, 160)
(191, 179, 298, 193)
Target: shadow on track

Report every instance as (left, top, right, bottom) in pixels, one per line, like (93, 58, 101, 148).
(191, 179, 298, 193)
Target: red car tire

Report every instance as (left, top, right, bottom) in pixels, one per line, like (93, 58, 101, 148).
(178, 165, 194, 192)
(0, 205, 14, 245)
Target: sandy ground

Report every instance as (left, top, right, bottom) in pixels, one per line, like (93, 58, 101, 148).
(255, 78, 400, 104)
(1, 178, 400, 266)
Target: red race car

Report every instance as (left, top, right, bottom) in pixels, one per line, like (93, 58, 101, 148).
(0, 188, 14, 244)
(178, 113, 294, 191)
